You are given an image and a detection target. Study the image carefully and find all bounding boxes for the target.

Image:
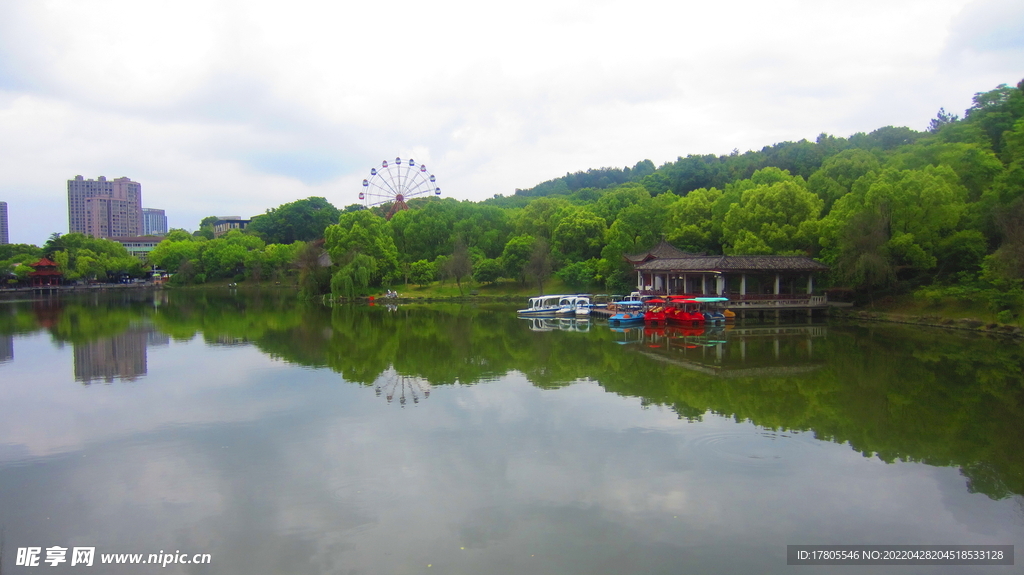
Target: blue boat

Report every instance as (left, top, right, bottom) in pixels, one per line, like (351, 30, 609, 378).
(608, 300, 645, 326)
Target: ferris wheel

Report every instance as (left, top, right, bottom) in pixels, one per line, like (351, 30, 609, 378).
(360, 157, 440, 218)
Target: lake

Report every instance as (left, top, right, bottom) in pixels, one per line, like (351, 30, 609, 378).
(0, 290, 1021, 574)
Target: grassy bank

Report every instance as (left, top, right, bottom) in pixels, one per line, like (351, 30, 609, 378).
(832, 294, 1022, 337)
(168, 277, 580, 302)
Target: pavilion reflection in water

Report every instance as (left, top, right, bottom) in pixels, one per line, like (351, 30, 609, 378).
(628, 320, 825, 377)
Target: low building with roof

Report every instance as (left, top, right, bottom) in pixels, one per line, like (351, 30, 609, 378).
(213, 217, 250, 238)
(110, 236, 164, 260)
(627, 241, 830, 310)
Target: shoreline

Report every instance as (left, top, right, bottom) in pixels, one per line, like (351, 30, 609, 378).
(830, 308, 1023, 338)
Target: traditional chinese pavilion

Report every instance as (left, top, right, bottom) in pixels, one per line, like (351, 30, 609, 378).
(626, 241, 830, 310)
(28, 257, 63, 287)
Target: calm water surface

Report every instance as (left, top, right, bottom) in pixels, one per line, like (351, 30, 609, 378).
(0, 291, 1022, 574)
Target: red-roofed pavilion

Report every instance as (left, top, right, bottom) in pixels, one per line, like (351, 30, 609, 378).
(28, 258, 63, 287)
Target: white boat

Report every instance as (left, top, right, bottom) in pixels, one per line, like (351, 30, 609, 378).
(517, 294, 572, 317)
(555, 295, 578, 316)
(575, 295, 592, 317)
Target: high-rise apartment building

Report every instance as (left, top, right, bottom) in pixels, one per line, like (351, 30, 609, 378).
(0, 201, 8, 244)
(142, 208, 168, 236)
(67, 175, 143, 238)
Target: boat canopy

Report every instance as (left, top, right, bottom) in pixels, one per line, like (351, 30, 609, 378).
(612, 300, 644, 307)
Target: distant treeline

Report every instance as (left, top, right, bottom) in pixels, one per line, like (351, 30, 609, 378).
(512, 127, 920, 198)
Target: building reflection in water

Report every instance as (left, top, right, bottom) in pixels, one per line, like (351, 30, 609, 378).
(634, 320, 826, 378)
(0, 333, 12, 364)
(523, 315, 828, 379)
(73, 325, 169, 385)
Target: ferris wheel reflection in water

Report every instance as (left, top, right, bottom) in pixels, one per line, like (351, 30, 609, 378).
(373, 369, 432, 406)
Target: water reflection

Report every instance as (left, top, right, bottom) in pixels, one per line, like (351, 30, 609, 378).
(523, 317, 592, 332)
(0, 333, 12, 363)
(0, 291, 1022, 574)
(74, 325, 168, 384)
(374, 368, 432, 405)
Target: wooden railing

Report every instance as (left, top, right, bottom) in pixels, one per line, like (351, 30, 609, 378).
(639, 291, 828, 308)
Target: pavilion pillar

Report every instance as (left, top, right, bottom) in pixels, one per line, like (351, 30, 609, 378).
(774, 274, 780, 295)
(807, 274, 814, 295)
(740, 274, 746, 296)
(665, 273, 669, 294)
(716, 275, 725, 296)
(682, 274, 687, 294)
(637, 271, 642, 290)
(700, 275, 706, 295)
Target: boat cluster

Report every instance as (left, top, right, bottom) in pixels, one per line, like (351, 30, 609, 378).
(517, 294, 595, 318)
(518, 292, 734, 327)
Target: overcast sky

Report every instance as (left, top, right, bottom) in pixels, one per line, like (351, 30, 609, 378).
(1, 0, 1022, 245)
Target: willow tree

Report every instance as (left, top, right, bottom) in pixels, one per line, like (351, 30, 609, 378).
(324, 210, 400, 297)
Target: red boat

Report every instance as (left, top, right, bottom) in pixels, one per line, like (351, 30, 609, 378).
(665, 296, 705, 325)
(643, 298, 667, 324)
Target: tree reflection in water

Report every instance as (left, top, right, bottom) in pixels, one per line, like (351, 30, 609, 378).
(1, 290, 1023, 500)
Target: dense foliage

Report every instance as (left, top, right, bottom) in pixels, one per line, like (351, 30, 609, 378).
(36, 233, 146, 282)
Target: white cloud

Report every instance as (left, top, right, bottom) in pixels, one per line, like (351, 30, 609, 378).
(1, 0, 1020, 244)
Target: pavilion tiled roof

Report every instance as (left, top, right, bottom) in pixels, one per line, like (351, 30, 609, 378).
(634, 254, 828, 273)
(30, 257, 59, 268)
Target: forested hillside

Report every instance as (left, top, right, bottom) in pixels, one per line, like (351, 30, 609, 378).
(11, 79, 1021, 317)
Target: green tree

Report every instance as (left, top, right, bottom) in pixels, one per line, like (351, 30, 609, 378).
(246, 197, 341, 244)
(593, 183, 651, 225)
(832, 208, 896, 297)
(295, 241, 331, 297)
(962, 80, 1024, 155)
(148, 236, 203, 272)
(13, 263, 33, 281)
(195, 216, 218, 239)
(556, 259, 600, 290)
(501, 235, 535, 285)
(807, 149, 881, 213)
(601, 193, 675, 262)
(513, 197, 572, 240)
(550, 208, 607, 262)
(409, 260, 436, 286)
(472, 258, 503, 284)
(928, 107, 960, 133)
(331, 253, 378, 299)
(445, 237, 473, 295)
(324, 210, 400, 285)
(821, 166, 967, 272)
(721, 169, 823, 255)
(664, 187, 723, 253)
(525, 237, 553, 294)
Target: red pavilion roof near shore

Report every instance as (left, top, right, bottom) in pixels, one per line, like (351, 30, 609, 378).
(30, 257, 59, 268)
(29, 258, 63, 276)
